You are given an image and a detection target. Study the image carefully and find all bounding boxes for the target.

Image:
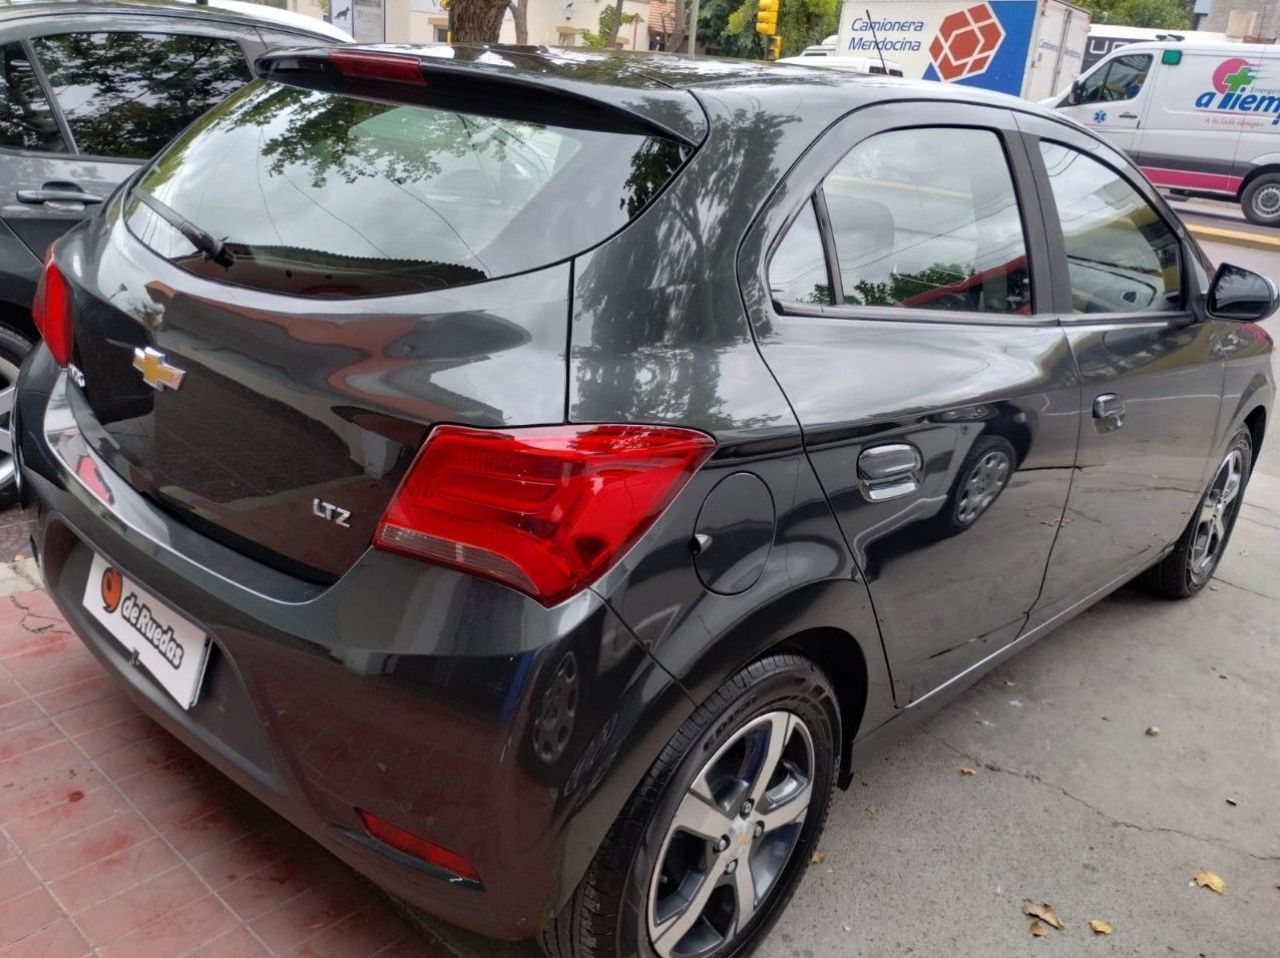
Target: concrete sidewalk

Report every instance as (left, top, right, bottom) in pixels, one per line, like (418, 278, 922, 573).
(2, 440, 1277, 957)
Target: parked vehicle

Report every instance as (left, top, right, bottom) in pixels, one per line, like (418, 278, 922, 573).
(1080, 24, 1230, 72)
(835, 0, 1090, 98)
(16, 45, 1274, 958)
(0, 0, 346, 502)
(1051, 40, 1280, 226)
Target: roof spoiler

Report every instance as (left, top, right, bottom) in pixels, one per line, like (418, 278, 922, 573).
(256, 47, 707, 147)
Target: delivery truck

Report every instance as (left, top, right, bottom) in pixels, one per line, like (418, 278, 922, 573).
(835, 0, 1090, 98)
(1051, 40, 1280, 226)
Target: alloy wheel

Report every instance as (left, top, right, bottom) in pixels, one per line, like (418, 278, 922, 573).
(956, 449, 1011, 525)
(0, 355, 20, 490)
(1189, 447, 1245, 578)
(646, 711, 815, 958)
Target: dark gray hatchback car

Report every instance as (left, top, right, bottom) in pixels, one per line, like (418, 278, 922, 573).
(15, 45, 1277, 958)
(0, 0, 344, 497)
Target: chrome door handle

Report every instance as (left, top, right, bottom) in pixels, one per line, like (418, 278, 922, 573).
(16, 188, 104, 206)
(1093, 393, 1126, 432)
(858, 443, 922, 501)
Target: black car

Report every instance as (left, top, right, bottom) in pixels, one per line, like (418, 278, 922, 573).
(15, 45, 1276, 958)
(0, 0, 345, 500)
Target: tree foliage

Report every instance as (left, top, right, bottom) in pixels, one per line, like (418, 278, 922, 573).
(1072, 0, 1192, 29)
(702, 0, 838, 59)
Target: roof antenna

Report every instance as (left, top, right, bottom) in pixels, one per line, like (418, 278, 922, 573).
(864, 9, 889, 75)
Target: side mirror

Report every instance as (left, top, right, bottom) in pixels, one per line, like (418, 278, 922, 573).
(1068, 79, 1082, 105)
(1206, 263, 1280, 322)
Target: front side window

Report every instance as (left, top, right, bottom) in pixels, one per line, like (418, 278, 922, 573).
(1039, 141, 1181, 313)
(0, 41, 65, 152)
(1075, 54, 1151, 104)
(127, 81, 688, 298)
(822, 127, 1030, 314)
(32, 32, 251, 158)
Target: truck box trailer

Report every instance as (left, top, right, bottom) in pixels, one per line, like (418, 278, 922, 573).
(835, 0, 1090, 98)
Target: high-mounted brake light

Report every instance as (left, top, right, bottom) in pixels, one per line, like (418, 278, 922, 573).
(31, 248, 72, 366)
(330, 50, 426, 86)
(358, 809, 480, 883)
(374, 424, 716, 606)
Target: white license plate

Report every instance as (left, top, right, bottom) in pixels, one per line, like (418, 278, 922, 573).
(82, 553, 211, 710)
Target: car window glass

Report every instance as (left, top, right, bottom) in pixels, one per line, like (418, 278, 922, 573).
(769, 200, 831, 306)
(1039, 140, 1181, 313)
(823, 127, 1030, 314)
(0, 42, 65, 152)
(32, 32, 252, 159)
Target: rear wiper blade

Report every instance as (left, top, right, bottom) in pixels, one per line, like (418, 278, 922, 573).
(134, 188, 235, 269)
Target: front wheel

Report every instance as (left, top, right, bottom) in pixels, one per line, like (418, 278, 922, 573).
(1143, 426, 1252, 598)
(1241, 174, 1280, 227)
(542, 655, 840, 958)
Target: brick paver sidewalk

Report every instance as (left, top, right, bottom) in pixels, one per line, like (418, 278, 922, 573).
(0, 583, 445, 958)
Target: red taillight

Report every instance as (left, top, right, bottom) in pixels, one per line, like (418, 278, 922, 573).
(330, 50, 426, 85)
(374, 424, 715, 606)
(358, 809, 480, 883)
(32, 250, 72, 366)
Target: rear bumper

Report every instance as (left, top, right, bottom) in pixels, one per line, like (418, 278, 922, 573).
(16, 346, 692, 940)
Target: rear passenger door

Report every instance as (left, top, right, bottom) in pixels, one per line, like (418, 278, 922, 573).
(0, 18, 257, 260)
(739, 103, 1080, 706)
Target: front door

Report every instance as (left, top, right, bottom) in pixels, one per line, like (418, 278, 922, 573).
(1016, 115, 1226, 612)
(739, 104, 1080, 705)
(1058, 51, 1153, 152)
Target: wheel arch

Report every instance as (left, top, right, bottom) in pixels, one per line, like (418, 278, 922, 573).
(1238, 163, 1280, 200)
(1245, 404, 1266, 466)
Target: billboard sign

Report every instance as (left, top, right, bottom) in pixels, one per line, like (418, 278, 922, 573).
(837, 0, 1038, 95)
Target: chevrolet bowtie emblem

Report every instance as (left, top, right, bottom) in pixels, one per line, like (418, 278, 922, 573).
(132, 347, 186, 392)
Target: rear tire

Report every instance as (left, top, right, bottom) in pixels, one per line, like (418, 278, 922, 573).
(1241, 173, 1280, 227)
(541, 654, 839, 958)
(1142, 426, 1252, 599)
(0, 322, 34, 508)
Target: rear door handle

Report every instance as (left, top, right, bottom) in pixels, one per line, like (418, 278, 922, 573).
(858, 443, 922, 501)
(16, 188, 104, 206)
(1092, 393, 1126, 432)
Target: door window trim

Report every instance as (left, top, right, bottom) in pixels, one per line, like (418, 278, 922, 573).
(750, 102, 1057, 330)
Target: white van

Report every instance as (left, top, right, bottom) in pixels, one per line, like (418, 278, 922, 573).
(776, 53, 904, 75)
(1051, 41, 1280, 225)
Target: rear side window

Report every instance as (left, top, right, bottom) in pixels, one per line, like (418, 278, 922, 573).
(769, 200, 831, 306)
(32, 32, 252, 158)
(0, 42, 65, 152)
(126, 82, 689, 298)
(822, 127, 1031, 314)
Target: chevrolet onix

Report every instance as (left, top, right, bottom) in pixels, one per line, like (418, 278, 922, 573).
(15, 45, 1276, 958)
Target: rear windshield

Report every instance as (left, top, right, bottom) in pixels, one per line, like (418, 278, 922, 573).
(126, 81, 689, 298)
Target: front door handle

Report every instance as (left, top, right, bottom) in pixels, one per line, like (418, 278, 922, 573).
(858, 443, 922, 501)
(16, 186, 104, 207)
(1119, 112, 1138, 120)
(1093, 393, 1126, 432)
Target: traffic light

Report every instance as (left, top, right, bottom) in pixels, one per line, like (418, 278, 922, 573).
(756, 0, 779, 36)
(768, 35, 783, 60)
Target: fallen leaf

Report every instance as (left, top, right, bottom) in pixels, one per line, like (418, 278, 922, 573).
(1023, 900, 1065, 930)
(1089, 919, 1113, 935)
(1145, 726, 1160, 736)
(1029, 920, 1049, 938)
(1195, 869, 1225, 894)
(842, 924, 852, 932)
(866, 803, 877, 815)
(811, 850, 827, 864)
(960, 767, 977, 776)
(1226, 798, 1238, 807)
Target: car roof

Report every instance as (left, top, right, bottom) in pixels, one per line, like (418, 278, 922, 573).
(0, 0, 351, 40)
(1099, 40, 1280, 55)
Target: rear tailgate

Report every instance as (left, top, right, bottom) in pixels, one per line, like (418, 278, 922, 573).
(60, 49, 697, 580)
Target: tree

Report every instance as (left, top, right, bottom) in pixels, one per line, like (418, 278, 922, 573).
(450, 0, 507, 42)
(507, 0, 528, 44)
(1073, 0, 1191, 28)
(703, 0, 838, 58)
(581, 5, 643, 48)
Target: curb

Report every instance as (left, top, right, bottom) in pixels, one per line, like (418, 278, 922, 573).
(1186, 223, 1280, 252)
